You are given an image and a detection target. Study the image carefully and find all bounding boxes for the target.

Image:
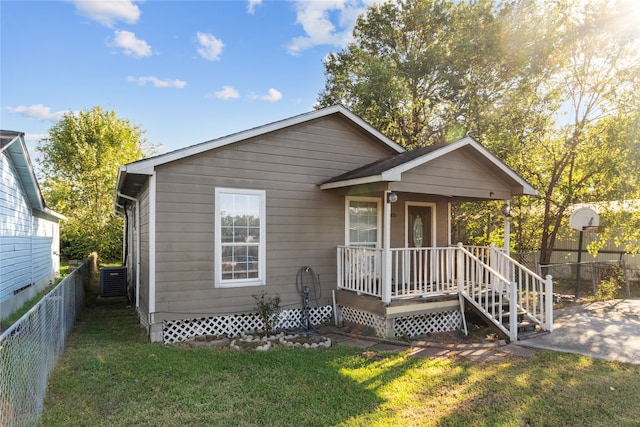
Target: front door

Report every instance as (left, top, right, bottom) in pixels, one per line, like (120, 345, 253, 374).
(407, 204, 434, 287)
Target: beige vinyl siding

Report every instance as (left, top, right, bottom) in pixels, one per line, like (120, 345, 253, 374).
(152, 116, 396, 321)
(391, 149, 511, 200)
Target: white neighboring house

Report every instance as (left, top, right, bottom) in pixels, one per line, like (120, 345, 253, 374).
(0, 130, 65, 321)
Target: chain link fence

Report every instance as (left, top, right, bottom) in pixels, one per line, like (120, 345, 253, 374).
(0, 263, 87, 427)
(541, 260, 637, 300)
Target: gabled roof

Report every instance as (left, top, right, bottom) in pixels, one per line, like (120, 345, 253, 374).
(1, 130, 66, 221)
(121, 104, 405, 176)
(320, 136, 537, 196)
(116, 105, 406, 206)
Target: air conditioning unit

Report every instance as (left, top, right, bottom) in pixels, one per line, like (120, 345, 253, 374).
(100, 267, 127, 297)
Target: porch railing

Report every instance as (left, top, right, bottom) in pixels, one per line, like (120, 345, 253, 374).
(337, 243, 553, 341)
(336, 246, 459, 299)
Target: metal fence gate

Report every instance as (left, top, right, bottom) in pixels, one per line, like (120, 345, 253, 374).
(0, 264, 86, 427)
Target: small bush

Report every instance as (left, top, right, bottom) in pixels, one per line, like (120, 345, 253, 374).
(596, 265, 624, 300)
(253, 291, 281, 336)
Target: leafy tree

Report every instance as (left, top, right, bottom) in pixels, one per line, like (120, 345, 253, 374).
(317, 0, 640, 266)
(317, 0, 505, 148)
(38, 107, 154, 260)
(503, 0, 640, 265)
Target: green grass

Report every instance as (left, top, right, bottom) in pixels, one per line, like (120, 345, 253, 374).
(41, 299, 640, 427)
(0, 264, 74, 331)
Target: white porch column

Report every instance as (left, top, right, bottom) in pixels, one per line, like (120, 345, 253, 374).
(382, 191, 394, 304)
(502, 200, 512, 253)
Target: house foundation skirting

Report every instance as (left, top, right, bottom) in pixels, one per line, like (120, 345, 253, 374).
(339, 305, 462, 339)
(162, 305, 333, 344)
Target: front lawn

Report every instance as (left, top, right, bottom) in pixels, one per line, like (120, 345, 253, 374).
(41, 299, 640, 426)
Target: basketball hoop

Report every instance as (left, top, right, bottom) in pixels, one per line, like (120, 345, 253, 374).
(570, 207, 600, 231)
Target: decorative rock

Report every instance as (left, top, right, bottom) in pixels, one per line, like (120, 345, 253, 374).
(256, 341, 271, 351)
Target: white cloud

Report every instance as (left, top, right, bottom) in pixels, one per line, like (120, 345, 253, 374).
(213, 86, 240, 100)
(286, 0, 376, 55)
(247, 0, 262, 14)
(112, 30, 152, 58)
(73, 0, 141, 28)
(126, 76, 187, 88)
(3, 104, 67, 121)
(260, 88, 283, 102)
(196, 32, 224, 61)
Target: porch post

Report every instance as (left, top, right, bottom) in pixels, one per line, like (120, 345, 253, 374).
(382, 191, 393, 304)
(502, 200, 511, 253)
(545, 274, 554, 332)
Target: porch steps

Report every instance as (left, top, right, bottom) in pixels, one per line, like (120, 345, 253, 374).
(466, 294, 547, 342)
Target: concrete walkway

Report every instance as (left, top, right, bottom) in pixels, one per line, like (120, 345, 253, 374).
(521, 298, 640, 365)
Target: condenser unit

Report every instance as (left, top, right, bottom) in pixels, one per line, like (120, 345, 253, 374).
(100, 267, 127, 297)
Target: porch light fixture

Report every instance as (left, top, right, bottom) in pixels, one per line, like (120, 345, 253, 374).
(501, 202, 512, 220)
(386, 192, 398, 203)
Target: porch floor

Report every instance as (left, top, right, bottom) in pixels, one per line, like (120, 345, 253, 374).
(335, 289, 460, 319)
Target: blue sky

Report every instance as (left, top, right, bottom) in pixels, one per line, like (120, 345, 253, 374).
(1, 0, 377, 162)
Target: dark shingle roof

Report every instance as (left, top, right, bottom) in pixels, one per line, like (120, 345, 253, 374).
(323, 142, 449, 184)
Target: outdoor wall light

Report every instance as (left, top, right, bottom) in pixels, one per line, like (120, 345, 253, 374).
(501, 202, 512, 220)
(386, 192, 398, 203)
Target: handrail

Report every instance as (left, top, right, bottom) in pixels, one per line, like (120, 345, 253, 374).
(493, 248, 553, 331)
(457, 244, 517, 340)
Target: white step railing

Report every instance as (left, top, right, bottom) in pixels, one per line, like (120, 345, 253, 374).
(493, 246, 554, 332)
(455, 244, 517, 340)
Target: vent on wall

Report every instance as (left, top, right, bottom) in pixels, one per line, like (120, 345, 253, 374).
(100, 267, 127, 297)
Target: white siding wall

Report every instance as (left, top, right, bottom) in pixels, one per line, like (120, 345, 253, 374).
(0, 151, 59, 313)
(31, 214, 58, 283)
(1, 151, 33, 304)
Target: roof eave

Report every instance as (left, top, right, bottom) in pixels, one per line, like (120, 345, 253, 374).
(319, 174, 399, 190)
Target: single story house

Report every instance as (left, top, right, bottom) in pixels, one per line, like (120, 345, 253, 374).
(115, 105, 553, 343)
(1, 130, 65, 320)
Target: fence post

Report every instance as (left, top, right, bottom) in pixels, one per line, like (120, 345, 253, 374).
(545, 275, 554, 332)
(622, 259, 631, 298)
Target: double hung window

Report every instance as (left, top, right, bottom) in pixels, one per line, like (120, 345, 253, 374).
(215, 188, 265, 287)
(346, 197, 381, 247)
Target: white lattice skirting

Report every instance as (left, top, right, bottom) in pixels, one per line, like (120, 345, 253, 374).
(340, 306, 387, 337)
(340, 306, 462, 338)
(163, 305, 333, 344)
(394, 310, 462, 337)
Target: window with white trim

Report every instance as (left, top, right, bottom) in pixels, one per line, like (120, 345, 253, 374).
(215, 188, 266, 288)
(346, 196, 381, 247)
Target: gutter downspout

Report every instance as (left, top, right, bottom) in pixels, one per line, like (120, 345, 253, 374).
(117, 192, 141, 310)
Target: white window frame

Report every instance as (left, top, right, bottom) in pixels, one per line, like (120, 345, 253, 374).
(215, 188, 266, 288)
(345, 196, 382, 247)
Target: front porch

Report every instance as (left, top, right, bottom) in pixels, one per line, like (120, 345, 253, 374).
(336, 244, 554, 341)
(319, 137, 552, 341)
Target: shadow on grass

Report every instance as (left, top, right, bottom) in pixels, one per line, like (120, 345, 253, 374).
(41, 296, 411, 426)
(42, 295, 640, 426)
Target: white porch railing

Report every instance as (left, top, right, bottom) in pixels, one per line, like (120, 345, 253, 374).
(337, 243, 553, 341)
(336, 246, 459, 299)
